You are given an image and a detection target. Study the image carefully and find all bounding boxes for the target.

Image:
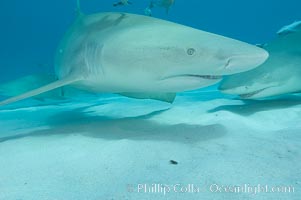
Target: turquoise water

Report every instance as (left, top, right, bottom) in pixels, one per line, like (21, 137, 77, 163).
(0, 1, 300, 200)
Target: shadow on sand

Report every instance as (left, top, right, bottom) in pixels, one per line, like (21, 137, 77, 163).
(0, 106, 227, 144)
(209, 96, 301, 116)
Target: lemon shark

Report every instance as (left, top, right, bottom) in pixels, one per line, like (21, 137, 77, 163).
(219, 22, 301, 99)
(0, 0, 268, 106)
(277, 21, 301, 36)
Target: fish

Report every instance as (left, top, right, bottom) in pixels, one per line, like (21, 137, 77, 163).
(219, 22, 301, 99)
(0, 0, 268, 106)
(113, 0, 132, 7)
(144, 0, 175, 16)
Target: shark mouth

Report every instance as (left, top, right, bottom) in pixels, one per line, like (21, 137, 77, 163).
(161, 74, 223, 83)
(186, 75, 222, 80)
(164, 74, 222, 80)
(239, 87, 269, 98)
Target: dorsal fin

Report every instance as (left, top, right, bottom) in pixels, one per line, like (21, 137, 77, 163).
(0, 76, 82, 107)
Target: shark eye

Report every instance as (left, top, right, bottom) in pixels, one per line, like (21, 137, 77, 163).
(187, 48, 196, 56)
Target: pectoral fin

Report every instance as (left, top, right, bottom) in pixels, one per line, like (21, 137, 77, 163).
(0, 74, 58, 97)
(0, 76, 82, 106)
(119, 92, 176, 103)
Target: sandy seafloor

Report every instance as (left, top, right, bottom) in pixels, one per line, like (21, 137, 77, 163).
(0, 90, 300, 200)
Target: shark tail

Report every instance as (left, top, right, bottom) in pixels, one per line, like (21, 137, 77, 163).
(0, 76, 82, 107)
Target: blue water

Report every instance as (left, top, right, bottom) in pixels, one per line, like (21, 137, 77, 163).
(0, 0, 300, 81)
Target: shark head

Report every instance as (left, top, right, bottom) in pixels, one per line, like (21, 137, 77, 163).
(219, 52, 301, 99)
(219, 25, 301, 99)
(97, 14, 269, 92)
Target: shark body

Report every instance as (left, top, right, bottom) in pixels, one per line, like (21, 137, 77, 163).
(277, 21, 301, 36)
(0, 1, 268, 106)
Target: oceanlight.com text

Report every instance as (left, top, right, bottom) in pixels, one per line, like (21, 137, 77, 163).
(127, 183, 295, 196)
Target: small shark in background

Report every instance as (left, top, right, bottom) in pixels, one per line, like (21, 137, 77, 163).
(113, 0, 132, 7)
(219, 21, 301, 99)
(145, 0, 175, 16)
(277, 20, 301, 36)
(0, 0, 268, 106)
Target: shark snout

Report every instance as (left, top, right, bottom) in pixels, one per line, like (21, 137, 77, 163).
(223, 48, 269, 75)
